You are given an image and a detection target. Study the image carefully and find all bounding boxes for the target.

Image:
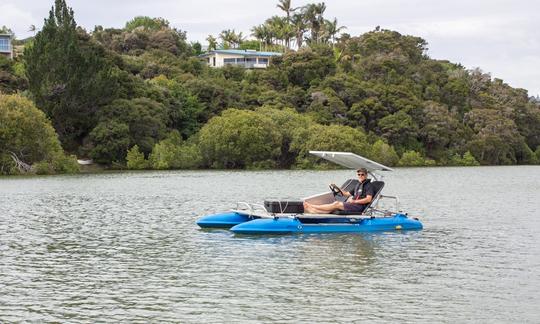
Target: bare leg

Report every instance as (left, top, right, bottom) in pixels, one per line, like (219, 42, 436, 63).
(303, 201, 344, 214)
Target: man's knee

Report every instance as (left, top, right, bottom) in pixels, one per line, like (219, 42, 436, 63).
(333, 201, 343, 208)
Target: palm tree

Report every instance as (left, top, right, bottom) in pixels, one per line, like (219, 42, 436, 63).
(206, 35, 217, 50)
(252, 24, 271, 51)
(219, 29, 235, 49)
(303, 2, 326, 44)
(291, 13, 306, 49)
(324, 18, 346, 45)
(234, 31, 246, 48)
(28, 24, 36, 36)
(266, 16, 287, 48)
(277, 0, 296, 23)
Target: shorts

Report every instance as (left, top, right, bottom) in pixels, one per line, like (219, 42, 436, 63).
(343, 202, 367, 213)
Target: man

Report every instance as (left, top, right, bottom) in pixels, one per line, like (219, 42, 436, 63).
(303, 168, 375, 214)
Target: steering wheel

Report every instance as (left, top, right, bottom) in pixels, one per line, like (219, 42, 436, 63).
(329, 184, 345, 197)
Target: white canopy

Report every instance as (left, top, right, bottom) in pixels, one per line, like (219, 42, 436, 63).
(309, 151, 393, 172)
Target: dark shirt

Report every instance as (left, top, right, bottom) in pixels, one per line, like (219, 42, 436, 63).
(349, 179, 375, 207)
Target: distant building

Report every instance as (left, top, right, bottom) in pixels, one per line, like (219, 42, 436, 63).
(0, 34, 13, 59)
(200, 49, 282, 69)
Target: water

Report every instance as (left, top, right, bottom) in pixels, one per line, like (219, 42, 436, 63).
(1, 167, 539, 323)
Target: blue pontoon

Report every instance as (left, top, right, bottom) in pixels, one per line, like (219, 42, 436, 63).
(197, 151, 423, 234)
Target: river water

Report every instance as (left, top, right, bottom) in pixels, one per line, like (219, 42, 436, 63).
(0, 167, 539, 323)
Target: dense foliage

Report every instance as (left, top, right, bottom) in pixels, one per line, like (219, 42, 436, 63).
(1, 0, 539, 174)
(0, 94, 78, 174)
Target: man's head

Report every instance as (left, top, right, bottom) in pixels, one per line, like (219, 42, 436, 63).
(356, 168, 368, 180)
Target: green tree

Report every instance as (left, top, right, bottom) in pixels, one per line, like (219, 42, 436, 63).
(291, 123, 371, 168)
(147, 75, 203, 138)
(126, 144, 148, 169)
(398, 150, 429, 167)
(125, 16, 170, 31)
(206, 35, 218, 51)
(449, 151, 480, 166)
(0, 94, 78, 174)
(90, 98, 168, 163)
(377, 110, 419, 153)
(257, 106, 314, 167)
(197, 109, 282, 168)
(24, 0, 117, 150)
(369, 139, 399, 166)
(148, 131, 201, 169)
(0, 56, 27, 94)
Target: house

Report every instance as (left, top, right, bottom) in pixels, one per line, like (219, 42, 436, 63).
(0, 34, 13, 59)
(200, 49, 282, 69)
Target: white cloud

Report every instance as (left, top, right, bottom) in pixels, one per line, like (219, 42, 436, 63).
(0, 3, 37, 37)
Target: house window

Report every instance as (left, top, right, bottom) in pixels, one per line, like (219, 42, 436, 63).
(246, 57, 256, 63)
(0, 38, 10, 52)
(224, 58, 236, 65)
(258, 58, 269, 64)
(236, 58, 245, 63)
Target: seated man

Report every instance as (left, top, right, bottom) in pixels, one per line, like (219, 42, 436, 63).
(303, 168, 374, 214)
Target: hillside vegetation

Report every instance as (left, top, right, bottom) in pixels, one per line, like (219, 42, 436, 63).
(1, 0, 539, 174)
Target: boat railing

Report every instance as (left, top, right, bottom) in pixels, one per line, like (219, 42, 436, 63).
(371, 194, 400, 214)
(234, 202, 271, 217)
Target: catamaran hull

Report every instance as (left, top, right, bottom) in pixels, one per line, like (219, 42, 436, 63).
(230, 214, 422, 234)
(196, 212, 253, 228)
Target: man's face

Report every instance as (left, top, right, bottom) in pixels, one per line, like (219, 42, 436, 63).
(357, 171, 367, 180)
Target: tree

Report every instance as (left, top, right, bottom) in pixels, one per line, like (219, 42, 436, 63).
(148, 130, 202, 169)
(126, 145, 148, 169)
(324, 18, 346, 45)
(24, 0, 117, 150)
(206, 35, 218, 51)
(302, 2, 326, 44)
(125, 16, 169, 31)
(398, 150, 432, 166)
(369, 139, 399, 166)
(0, 94, 78, 174)
(90, 98, 168, 163)
(291, 124, 371, 168)
(197, 109, 282, 168)
(0, 56, 27, 94)
(291, 13, 307, 49)
(277, 0, 296, 22)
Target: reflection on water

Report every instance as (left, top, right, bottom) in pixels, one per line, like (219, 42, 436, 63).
(1, 167, 540, 322)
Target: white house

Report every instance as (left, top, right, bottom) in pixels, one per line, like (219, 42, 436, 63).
(200, 49, 282, 69)
(0, 34, 13, 59)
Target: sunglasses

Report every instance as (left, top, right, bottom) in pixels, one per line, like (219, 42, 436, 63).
(357, 173, 366, 176)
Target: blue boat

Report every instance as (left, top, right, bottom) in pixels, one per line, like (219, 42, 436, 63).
(197, 151, 424, 234)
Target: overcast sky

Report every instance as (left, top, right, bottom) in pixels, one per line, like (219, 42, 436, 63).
(2, 0, 539, 96)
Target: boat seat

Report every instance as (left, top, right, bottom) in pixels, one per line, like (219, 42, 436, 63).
(333, 181, 385, 215)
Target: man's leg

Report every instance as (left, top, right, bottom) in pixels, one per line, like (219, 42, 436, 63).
(304, 201, 344, 214)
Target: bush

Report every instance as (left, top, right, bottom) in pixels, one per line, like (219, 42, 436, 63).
(126, 145, 149, 170)
(398, 150, 427, 166)
(449, 151, 480, 166)
(197, 109, 282, 168)
(369, 139, 399, 166)
(0, 94, 78, 175)
(291, 124, 371, 168)
(148, 131, 202, 169)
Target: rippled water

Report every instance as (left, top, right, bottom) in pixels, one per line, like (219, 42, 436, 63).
(1, 167, 539, 323)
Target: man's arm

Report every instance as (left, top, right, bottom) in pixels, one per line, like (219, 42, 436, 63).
(351, 195, 372, 205)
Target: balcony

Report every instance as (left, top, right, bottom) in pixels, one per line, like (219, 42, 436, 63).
(224, 62, 269, 69)
(223, 57, 270, 69)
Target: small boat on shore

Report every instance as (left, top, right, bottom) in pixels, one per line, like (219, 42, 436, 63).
(197, 151, 423, 234)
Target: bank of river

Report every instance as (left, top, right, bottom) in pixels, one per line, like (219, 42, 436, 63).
(1, 166, 539, 322)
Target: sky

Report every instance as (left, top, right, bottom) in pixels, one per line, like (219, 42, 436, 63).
(2, 0, 539, 96)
